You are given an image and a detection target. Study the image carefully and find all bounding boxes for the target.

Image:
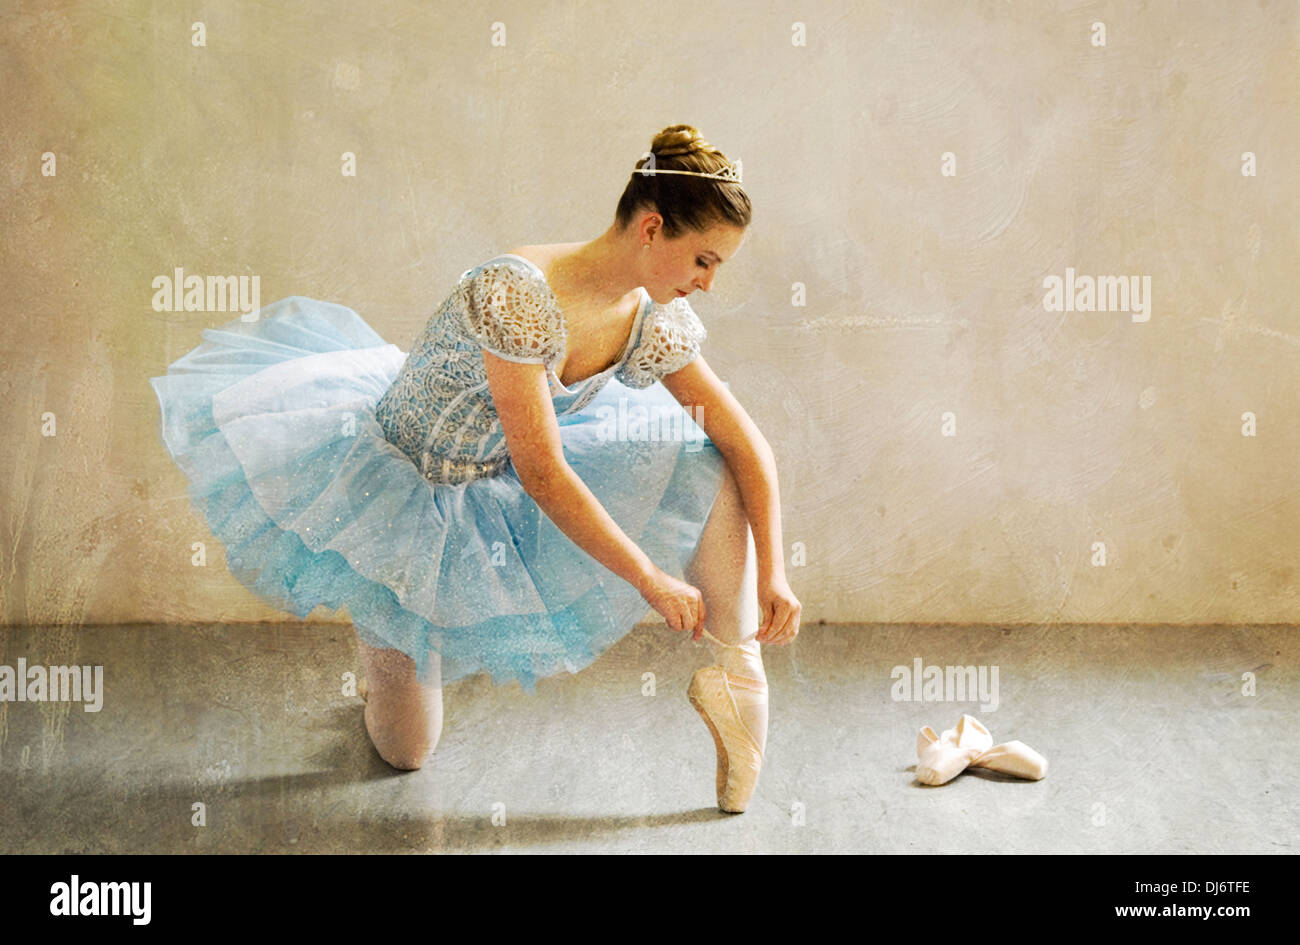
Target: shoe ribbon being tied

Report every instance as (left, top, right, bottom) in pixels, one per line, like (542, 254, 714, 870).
(694, 628, 766, 691)
(915, 714, 1048, 786)
(697, 628, 749, 649)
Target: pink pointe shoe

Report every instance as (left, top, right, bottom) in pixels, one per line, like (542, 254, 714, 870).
(968, 739, 1048, 780)
(915, 714, 1048, 785)
(916, 714, 993, 785)
(687, 665, 767, 813)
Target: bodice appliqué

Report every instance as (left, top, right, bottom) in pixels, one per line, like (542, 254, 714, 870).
(374, 255, 707, 484)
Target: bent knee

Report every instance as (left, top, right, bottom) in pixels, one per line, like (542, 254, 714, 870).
(364, 702, 443, 770)
(377, 734, 438, 771)
(382, 748, 430, 771)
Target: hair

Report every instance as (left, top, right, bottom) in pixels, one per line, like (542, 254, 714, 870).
(614, 124, 752, 239)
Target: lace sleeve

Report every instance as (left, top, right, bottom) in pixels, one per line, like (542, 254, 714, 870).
(617, 297, 707, 389)
(459, 262, 563, 364)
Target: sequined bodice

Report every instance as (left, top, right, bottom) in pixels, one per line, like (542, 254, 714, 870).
(375, 254, 707, 484)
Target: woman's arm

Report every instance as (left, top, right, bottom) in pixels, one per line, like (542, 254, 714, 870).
(659, 355, 785, 582)
(481, 351, 658, 591)
(482, 351, 709, 632)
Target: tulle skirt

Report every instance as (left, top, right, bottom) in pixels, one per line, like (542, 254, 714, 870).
(148, 296, 725, 693)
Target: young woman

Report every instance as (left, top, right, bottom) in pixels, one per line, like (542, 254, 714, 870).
(150, 123, 800, 813)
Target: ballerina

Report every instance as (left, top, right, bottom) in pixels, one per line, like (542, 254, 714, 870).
(150, 123, 800, 814)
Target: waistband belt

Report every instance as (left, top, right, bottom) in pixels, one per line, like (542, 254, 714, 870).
(419, 451, 509, 485)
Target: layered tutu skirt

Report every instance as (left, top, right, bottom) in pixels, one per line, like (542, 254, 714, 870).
(149, 297, 725, 693)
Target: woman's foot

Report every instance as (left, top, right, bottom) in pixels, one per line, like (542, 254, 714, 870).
(688, 665, 768, 813)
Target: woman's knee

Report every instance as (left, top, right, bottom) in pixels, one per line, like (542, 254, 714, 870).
(357, 642, 444, 770)
(377, 742, 431, 771)
(364, 696, 441, 770)
(370, 723, 434, 770)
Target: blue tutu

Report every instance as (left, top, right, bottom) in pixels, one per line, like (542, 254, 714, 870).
(149, 296, 725, 693)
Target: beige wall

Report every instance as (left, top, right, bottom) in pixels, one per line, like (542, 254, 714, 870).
(2, 0, 1297, 628)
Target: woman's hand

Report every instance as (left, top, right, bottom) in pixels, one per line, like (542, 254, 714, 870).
(638, 565, 707, 638)
(755, 573, 801, 645)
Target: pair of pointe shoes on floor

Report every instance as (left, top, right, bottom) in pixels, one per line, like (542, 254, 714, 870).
(915, 714, 1048, 786)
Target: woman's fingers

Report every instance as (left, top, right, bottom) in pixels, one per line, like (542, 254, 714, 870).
(678, 589, 704, 638)
(672, 597, 694, 634)
(778, 601, 802, 644)
(766, 600, 800, 645)
(763, 603, 787, 643)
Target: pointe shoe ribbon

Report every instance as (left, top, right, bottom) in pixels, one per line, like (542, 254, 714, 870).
(699, 628, 746, 649)
(915, 714, 1048, 786)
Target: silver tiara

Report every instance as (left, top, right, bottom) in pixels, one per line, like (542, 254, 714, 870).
(636, 158, 743, 184)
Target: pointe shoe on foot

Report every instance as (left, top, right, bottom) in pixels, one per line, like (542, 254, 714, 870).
(687, 665, 767, 813)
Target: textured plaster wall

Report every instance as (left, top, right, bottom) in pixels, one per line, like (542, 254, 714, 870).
(1, 0, 1297, 628)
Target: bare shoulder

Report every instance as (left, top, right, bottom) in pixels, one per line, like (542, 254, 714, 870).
(505, 243, 582, 271)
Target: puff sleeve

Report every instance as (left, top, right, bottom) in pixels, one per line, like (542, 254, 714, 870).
(616, 297, 707, 389)
(459, 262, 564, 364)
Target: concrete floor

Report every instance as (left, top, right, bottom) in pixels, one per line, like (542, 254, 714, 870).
(0, 621, 1294, 854)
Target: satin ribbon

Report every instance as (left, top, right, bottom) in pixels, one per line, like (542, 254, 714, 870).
(698, 628, 751, 649)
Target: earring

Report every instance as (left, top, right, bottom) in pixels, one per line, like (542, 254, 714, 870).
(642, 244, 648, 250)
